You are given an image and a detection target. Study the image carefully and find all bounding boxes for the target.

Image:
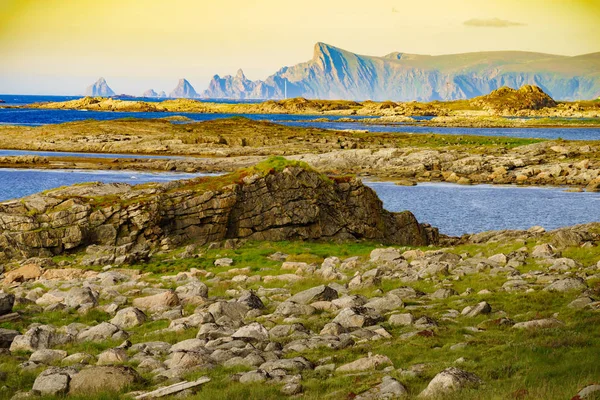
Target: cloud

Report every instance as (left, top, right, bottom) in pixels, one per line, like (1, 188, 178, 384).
(464, 18, 526, 28)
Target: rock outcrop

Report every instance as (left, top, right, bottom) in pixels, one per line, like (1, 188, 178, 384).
(471, 85, 558, 114)
(169, 78, 198, 98)
(84, 77, 115, 97)
(0, 159, 437, 262)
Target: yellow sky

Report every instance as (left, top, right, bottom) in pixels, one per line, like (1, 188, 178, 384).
(1, 0, 599, 94)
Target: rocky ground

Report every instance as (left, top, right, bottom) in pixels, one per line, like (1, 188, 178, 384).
(0, 221, 599, 399)
(0, 118, 599, 191)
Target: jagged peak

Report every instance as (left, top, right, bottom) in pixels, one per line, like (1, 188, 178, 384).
(236, 69, 246, 80)
(313, 42, 345, 59)
(96, 77, 107, 83)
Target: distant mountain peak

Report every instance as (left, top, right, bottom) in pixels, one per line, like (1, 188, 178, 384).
(84, 77, 115, 97)
(202, 43, 600, 101)
(169, 78, 197, 98)
(236, 69, 246, 79)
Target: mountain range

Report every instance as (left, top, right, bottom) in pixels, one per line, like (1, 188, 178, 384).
(84, 77, 115, 97)
(85, 43, 600, 101)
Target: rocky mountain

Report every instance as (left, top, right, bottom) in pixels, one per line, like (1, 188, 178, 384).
(84, 77, 115, 97)
(202, 43, 600, 101)
(0, 159, 437, 262)
(169, 78, 197, 98)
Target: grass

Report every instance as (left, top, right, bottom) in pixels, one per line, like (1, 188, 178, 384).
(3, 234, 600, 399)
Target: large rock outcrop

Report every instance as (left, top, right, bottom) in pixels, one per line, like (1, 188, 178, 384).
(0, 159, 437, 262)
(169, 78, 198, 98)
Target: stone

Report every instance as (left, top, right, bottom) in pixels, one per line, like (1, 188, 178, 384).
(32, 367, 77, 396)
(69, 366, 142, 394)
(29, 349, 68, 364)
(281, 382, 303, 395)
(577, 384, 600, 399)
(544, 277, 587, 292)
(110, 307, 147, 329)
(430, 288, 458, 299)
(237, 291, 264, 309)
(389, 313, 415, 326)
(336, 354, 393, 372)
(531, 244, 560, 258)
(512, 318, 563, 330)
(214, 258, 234, 267)
(4, 264, 42, 284)
(97, 348, 128, 365)
(64, 287, 98, 308)
(132, 291, 180, 313)
(239, 369, 269, 383)
(133, 377, 211, 399)
(208, 301, 249, 322)
(175, 280, 208, 299)
(232, 322, 269, 342)
(332, 307, 383, 329)
(0, 293, 15, 315)
(355, 375, 408, 399)
(370, 248, 403, 264)
(77, 322, 123, 342)
(0, 327, 19, 348)
(62, 353, 95, 365)
(10, 326, 63, 352)
(419, 367, 482, 398)
(364, 294, 404, 312)
(288, 285, 338, 305)
(462, 302, 492, 317)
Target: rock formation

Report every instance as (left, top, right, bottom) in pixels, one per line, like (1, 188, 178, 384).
(142, 89, 167, 98)
(0, 159, 437, 262)
(169, 79, 198, 98)
(84, 77, 115, 97)
(471, 85, 558, 114)
(201, 42, 600, 101)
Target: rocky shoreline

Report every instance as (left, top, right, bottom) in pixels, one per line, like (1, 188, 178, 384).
(9, 85, 600, 121)
(0, 117, 599, 191)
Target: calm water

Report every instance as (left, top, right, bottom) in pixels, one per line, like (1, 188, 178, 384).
(0, 169, 212, 202)
(0, 168, 598, 235)
(1, 96, 598, 140)
(365, 181, 600, 235)
(0, 149, 187, 159)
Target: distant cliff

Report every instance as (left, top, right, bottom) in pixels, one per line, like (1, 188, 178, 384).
(84, 77, 115, 97)
(202, 43, 600, 101)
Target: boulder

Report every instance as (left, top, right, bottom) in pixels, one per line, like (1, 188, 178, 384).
(64, 287, 98, 308)
(0, 293, 15, 315)
(97, 348, 128, 365)
(355, 375, 408, 399)
(208, 301, 249, 322)
(132, 291, 180, 313)
(77, 322, 123, 342)
(237, 291, 264, 309)
(68, 366, 142, 394)
(110, 307, 147, 329)
(29, 349, 68, 364)
(332, 307, 383, 329)
(232, 322, 269, 342)
(370, 248, 403, 264)
(544, 278, 587, 292)
(0, 328, 19, 348)
(10, 325, 65, 352)
(513, 318, 563, 330)
(4, 264, 42, 284)
(32, 367, 77, 396)
(288, 285, 338, 305)
(419, 367, 482, 398)
(462, 302, 492, 317)
(336, 354, 393, 372)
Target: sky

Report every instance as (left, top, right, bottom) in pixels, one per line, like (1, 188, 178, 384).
(1, 0, 599, 95)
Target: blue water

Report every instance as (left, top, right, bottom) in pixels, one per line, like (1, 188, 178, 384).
(1, 95, 599, 140)
(0, 149, 188, 159)
(0, 168, 597, 235)
(365, 181, 600, 235)
(0, 169, 214, 203)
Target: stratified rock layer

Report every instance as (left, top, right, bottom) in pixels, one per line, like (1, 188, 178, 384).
(0, 163, 437, 261)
